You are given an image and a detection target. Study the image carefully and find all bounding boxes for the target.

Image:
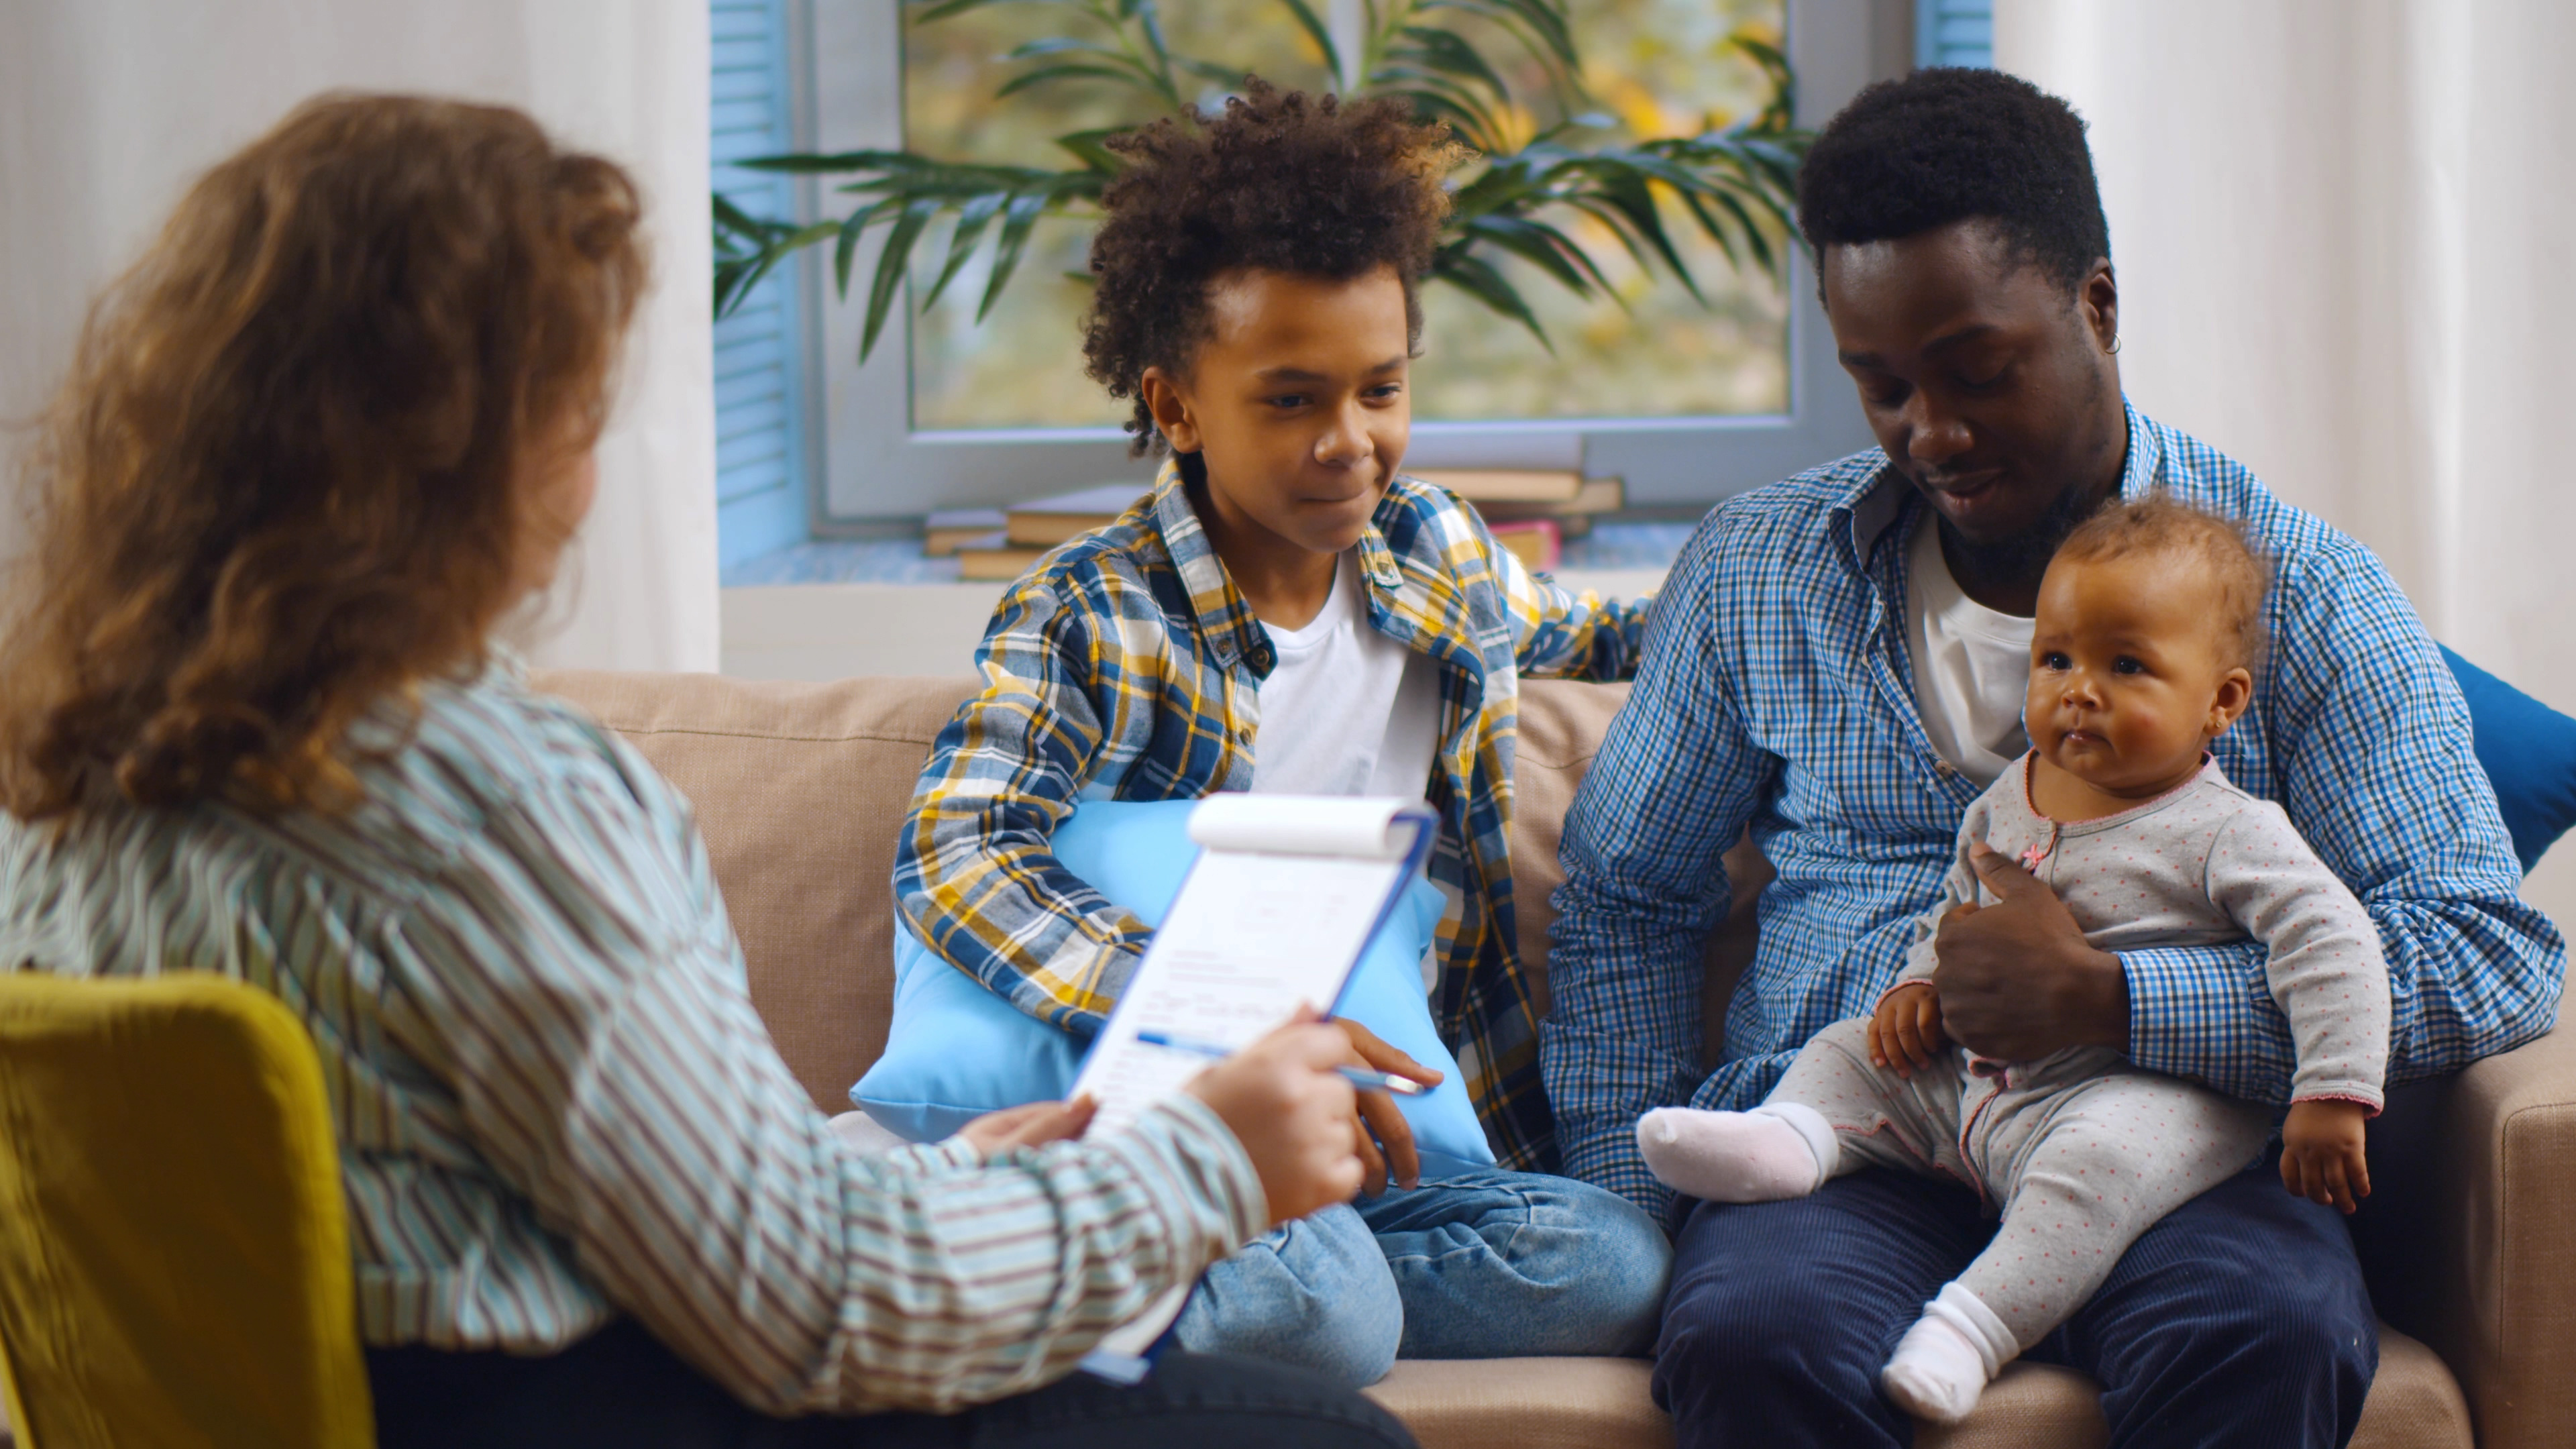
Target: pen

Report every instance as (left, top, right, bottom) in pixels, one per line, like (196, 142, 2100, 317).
(1136, 1029, 1427, 1095)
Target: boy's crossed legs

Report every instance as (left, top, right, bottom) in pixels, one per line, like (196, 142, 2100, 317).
(1642, 1017, 2271, 1421)
(1175, 1165, 1672, 1387)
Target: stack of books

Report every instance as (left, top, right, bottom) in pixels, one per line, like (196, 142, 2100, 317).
(926, 470, 1622, 582)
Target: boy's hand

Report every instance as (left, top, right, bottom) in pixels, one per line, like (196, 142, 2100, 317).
(1867, 981, 1947, 1077)
(2279, 1099, 2373, 1214)
(1334, 1018, 1444, 1195)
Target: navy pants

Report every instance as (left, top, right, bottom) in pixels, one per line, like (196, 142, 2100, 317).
(1654, 1154, 2376, 1448)
(368, 1319, 1415, 1449)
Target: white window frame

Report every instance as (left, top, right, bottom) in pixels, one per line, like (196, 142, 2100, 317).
(801, 0, 1911, 527)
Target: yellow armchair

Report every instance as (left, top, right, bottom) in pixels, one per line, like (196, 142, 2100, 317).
(0, 971, 373, 1449)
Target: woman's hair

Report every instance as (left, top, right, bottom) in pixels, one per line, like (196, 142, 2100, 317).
(0, 93, 647, 819)
(1081, 80, 1465, 456)
(2057, 494, 2273, 669)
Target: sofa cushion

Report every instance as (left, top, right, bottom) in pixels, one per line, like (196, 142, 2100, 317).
(1511, 681, 1771, 1063)
(534, 669, 978, 1114)
(534, 672, 1769, 1108)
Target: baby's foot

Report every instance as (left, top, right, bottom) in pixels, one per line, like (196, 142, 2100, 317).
(1880, 1283, 2015, 1426)
(1635, 1103, 1834, 1203)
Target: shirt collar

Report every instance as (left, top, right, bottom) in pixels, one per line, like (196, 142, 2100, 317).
(1137, 457, 1262, 672)
(1837, 395, 2160, 567)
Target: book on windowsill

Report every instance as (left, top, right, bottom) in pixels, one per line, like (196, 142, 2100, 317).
(1405, 468, 1588, 504)
(922, 508, 1008, 557)
(1003, 482, 1156, 548)
(1470, 476, 1623, 539)
(1487, 519, 1563, 573)
(953, 539, 1052, 582)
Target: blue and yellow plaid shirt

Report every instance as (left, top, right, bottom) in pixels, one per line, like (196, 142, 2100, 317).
(897, 458, 1649, 1169)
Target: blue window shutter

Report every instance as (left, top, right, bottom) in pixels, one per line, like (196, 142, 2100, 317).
(710, 0, 810, 568)
(1916, 0, 1994, 68)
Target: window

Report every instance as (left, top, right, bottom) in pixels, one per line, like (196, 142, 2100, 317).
(710, 0, 814, 566)
(1915, 0, 1992, 68)
(789, 0, 1904, 531)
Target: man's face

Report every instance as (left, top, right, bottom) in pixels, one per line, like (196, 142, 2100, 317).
(1146, 265, 1413, 557)
(2024, 550, 2250, 796)
(1822, 220, 2121, 549)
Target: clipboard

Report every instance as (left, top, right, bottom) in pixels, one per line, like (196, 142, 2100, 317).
(1069, 794, 1438, 1379)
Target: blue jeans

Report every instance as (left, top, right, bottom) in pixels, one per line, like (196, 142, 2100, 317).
(1654, 1155, 2377, 1448)
(1173, 1165, 1673, 1388)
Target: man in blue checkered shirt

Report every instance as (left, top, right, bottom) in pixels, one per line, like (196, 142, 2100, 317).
(1542, 69, 2564, 1448)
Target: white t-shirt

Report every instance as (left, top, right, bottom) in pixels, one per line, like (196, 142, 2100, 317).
(1248, 551, 1443, 800)
(1904, 516, 2036, 787)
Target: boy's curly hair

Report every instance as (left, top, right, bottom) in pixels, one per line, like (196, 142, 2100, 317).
(1083, 80, 1466, 456)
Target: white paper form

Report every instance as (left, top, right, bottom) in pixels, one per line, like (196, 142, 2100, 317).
(1072, 849, 1407, 1137)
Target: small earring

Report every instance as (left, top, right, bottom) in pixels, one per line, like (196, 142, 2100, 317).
(2107, 334, 2123, 355)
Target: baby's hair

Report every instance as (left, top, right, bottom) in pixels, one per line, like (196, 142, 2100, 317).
(2056, 495, 2272, 669)
(1082, 79, 1468, 457)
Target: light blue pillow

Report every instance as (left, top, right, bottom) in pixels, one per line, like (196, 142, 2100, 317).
(855, 799, 1496, 1171)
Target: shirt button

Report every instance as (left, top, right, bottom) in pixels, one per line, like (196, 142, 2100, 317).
(1935, 761, 1957, 777)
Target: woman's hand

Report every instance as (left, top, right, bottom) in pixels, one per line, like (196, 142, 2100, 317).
(1867, 981, 1947, 1077)
(957, 1097, 1097, 1158)
(1333, 1018, 1444, 1194)
(1185, 1012, 1367, 1227)
(2279, 1099, 2373, 1214)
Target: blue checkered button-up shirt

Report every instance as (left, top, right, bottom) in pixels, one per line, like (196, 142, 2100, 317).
(1542, 402, 2567, 1218)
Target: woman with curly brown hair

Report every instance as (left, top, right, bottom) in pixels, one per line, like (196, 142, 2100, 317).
(896, 83, 1672, 1387)
(0, 93, 1415, 1449)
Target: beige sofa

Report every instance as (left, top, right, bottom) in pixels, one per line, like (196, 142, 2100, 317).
(539, 667, 2576, 1449)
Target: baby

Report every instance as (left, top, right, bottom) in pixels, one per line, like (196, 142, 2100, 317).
(1637, 495, 2387, 1424)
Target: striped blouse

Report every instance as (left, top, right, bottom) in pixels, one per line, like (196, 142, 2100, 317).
(0, 657, 1265, 1416)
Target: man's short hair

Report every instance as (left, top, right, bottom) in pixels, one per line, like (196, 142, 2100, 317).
(2057, 496, 2272, 669)
(1082, 80, 1464, 458)
(1797, 68, 2110, 294)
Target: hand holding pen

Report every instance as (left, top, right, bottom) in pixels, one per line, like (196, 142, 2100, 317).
(1141, 1014, 1444, 1193)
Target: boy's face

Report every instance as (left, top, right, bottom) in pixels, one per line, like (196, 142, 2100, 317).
(2024, 551, 2253, 796)
(1143, 265, 1412, 557)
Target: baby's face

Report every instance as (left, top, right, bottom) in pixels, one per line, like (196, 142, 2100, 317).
(2025, 551, 2249, 796)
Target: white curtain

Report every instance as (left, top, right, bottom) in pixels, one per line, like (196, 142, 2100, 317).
(1996, 0, 2576, 900)
(0, 1, 718, 673)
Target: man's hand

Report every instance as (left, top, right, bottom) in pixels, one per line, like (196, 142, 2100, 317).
(957, 1097, 1097, 1158)
(1334, 1018, 1444, 1194)
(1867, 981, 1947, 1077)
(1931, 843, 2130, 1061)
(2279, 1099, 2373, 1214)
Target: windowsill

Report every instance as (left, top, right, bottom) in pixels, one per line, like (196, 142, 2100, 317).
(720, 521, 1699, 587)
(717, 522, 1693, 681)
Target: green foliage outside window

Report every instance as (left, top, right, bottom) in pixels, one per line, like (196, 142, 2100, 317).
(713, 0, 1810, 428)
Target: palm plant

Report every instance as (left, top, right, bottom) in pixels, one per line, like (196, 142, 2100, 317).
(711, 0, 1811, 362)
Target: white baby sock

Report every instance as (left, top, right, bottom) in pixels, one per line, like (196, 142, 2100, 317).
(1881, 1281, 2018, 1426)
(1635, 1102, 1838, 1203)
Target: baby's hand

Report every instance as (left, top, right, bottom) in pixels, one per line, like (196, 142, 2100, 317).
(1867, 982, 1947, 1077)
(2278, 1099, 2372, 1214)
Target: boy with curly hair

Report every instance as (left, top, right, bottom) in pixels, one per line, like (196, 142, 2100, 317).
(895, 83, 1671, 1386)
